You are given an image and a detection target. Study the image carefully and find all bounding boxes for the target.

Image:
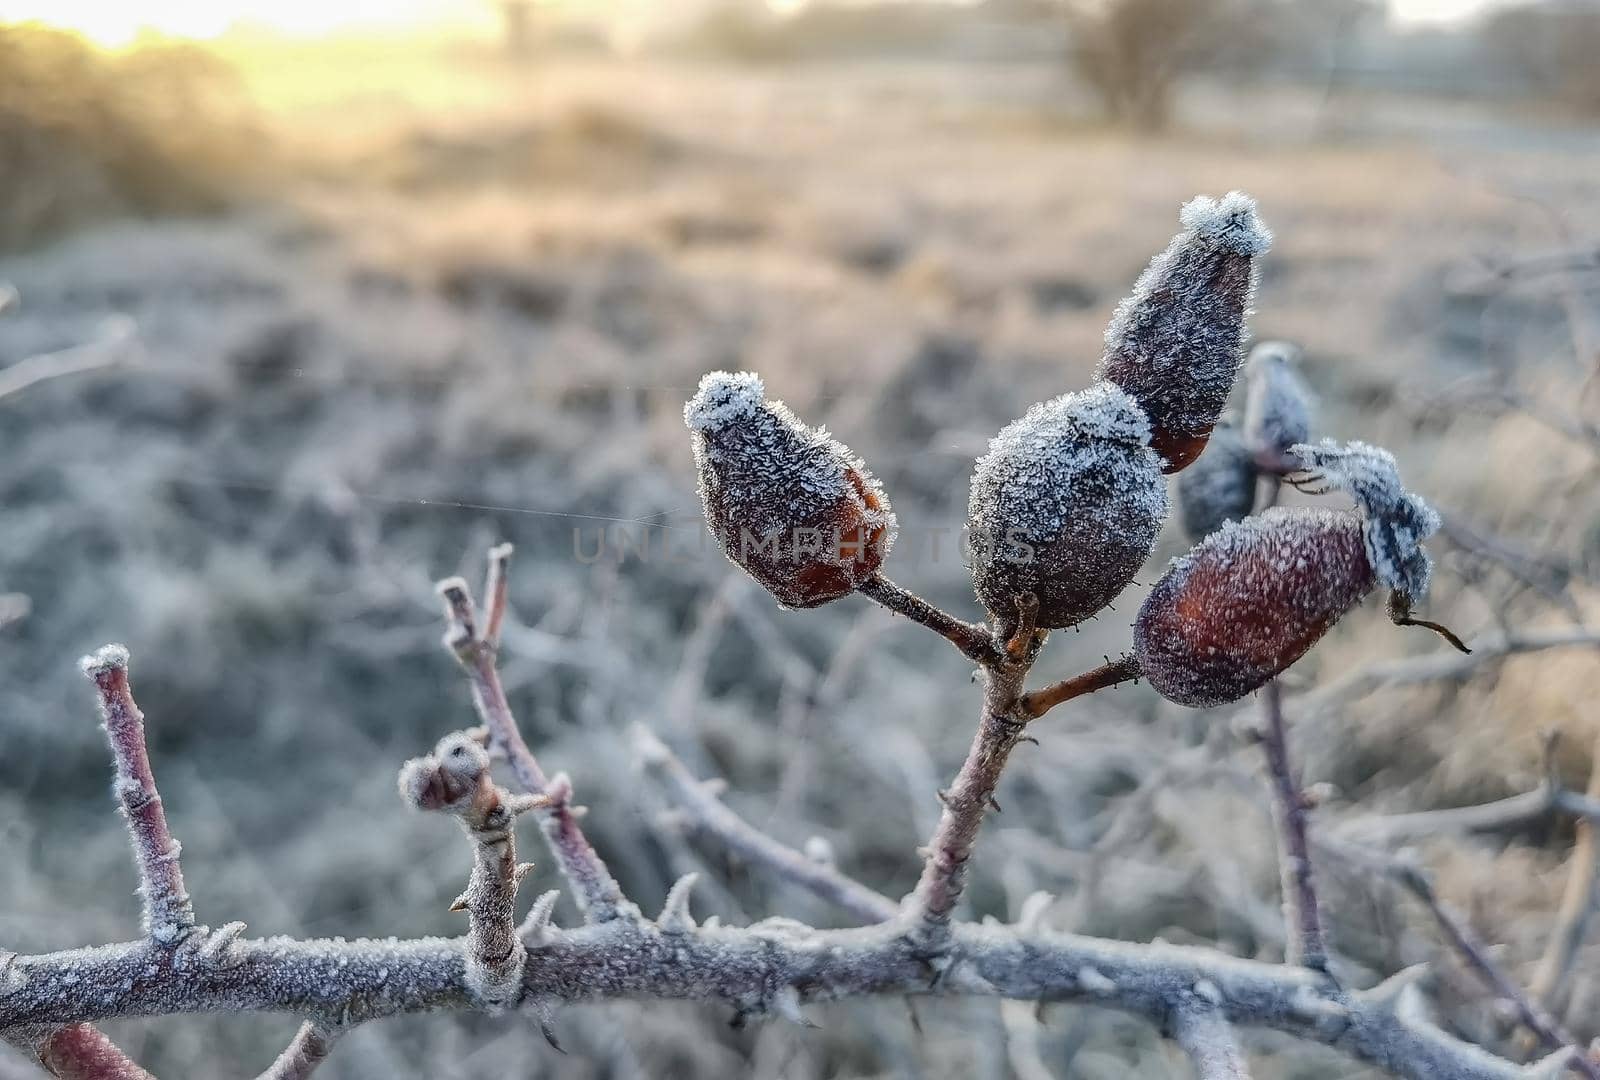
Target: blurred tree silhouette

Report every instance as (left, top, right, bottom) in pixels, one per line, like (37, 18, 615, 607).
(1486, 1, 1600, 116)
(1061, 0, 1263, 130)
(0, 24, 262, 251)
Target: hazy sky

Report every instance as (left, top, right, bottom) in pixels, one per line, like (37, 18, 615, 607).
(0, 0, 1507, 47)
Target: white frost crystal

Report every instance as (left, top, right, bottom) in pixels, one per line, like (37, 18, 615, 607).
(1288, 439, 1438, 606)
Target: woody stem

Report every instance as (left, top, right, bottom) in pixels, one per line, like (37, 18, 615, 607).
(907, 662, 1029, 945)
(1259, 681, 1330, 974)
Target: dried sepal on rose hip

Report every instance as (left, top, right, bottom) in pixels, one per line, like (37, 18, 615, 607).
(1243, 340, 1314, 469)
(1098, 191, 1272, 474)
(967, 381, 1167, 629)
(685, 370, 896, 609)
(1175, 412, 1258, 543)
(1135, 439, 1461, 708)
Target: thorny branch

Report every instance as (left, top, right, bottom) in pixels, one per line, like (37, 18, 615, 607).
(3, 546, 1592, 1080)
(436, 546, 636, 925)
(632, 725, 899, 925)
(1325, 838, 1600, 1080)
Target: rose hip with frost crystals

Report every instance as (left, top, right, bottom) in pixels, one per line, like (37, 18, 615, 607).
(1099, 191, 1272, 473)
(966, 381, 1167, 629)
(1135, 439, 1450, 707)
(685, 370, 896, 609)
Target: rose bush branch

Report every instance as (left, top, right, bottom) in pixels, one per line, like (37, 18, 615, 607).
(857, 574, 1001, 667)
(1170, 988, 1252, 1080)
(81, 646, 195, 945)
(256, 1022, 341, 1080)
(1321, 837, 1600, 1079)
(399, 732, 546, 1011)
(632, 724, 898, 925)
(1254, 682, 1331, 975)
(4, 894, 1573, 1080)
(436, 553, 636, 925)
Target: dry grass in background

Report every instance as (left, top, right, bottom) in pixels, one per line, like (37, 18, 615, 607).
(2, 40, 1599, 1078)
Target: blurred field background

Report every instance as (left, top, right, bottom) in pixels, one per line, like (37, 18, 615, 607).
(3, 1, 1600, 1076)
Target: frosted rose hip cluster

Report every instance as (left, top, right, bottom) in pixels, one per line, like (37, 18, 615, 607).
(685, 191, 1457, 707)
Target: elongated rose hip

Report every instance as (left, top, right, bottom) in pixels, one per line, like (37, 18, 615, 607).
(967, 381, 1167, 629)
(1099, 191, 1272, 473)
(1243, 341, 1313, 469)
(1136, 440, 1455, 707)
(686, 371, 896, 609)
(1175, 413, 1258, 543)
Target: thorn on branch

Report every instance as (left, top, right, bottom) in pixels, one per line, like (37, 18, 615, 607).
(519, 890, 561, 945)
(657, 873, 699, 935)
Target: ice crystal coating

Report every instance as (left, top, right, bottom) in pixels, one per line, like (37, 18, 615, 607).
(683, 370, 765, 433)
(1243, 341, 1313, 463)
(1098, 191, 1271, 473)
(1135, 507, 1374, 707)
(686, 370, 896, 609)
(1287, 439, 1438, 607)
(967, 382, 1167, 628)
(1175, 415, 1258, 543)
(1177, 191, 1274, 257)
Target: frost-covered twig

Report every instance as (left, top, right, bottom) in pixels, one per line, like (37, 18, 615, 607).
(1527, 735, 1600, 1026)
(0, 314, 133, 403)
(34, 1025, 156, 1080)
(1295, 627, 1600, 717)
(857, 574, 1001, 666)
(1326, 840, 1600, 1079)
(436, 551, 635, 925)
(1171, 991, 1251, 1079)
(632, 725, 897, 924)
(80, 645, 195, 945)
(400, 732, 541, 1011)
(1256, 681, 1330, 976)
(1, 916, 1552, 1080)
(907, 662, 1031, 945)
(256, 1021, 341, 1080)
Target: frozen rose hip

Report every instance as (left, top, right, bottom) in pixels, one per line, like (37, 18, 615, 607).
(686, 371, 896, 609)
(1137, 440, 1455, 707)
(967, 382, 1167, 629)
(1099, 192, 1272, 473)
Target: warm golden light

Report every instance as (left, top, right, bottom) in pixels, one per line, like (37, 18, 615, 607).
(0, 0, 487, 46)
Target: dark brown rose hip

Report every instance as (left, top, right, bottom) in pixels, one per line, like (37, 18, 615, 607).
(1135, 507, 1373, 707)
(686, 371, 896, 609)
(1098, 192, 1272, 473)
(1136, 439, 1452, 708)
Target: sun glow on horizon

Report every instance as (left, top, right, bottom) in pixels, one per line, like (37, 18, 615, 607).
(1, 0, 1509, 49)
(0, 0, 490, 46)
